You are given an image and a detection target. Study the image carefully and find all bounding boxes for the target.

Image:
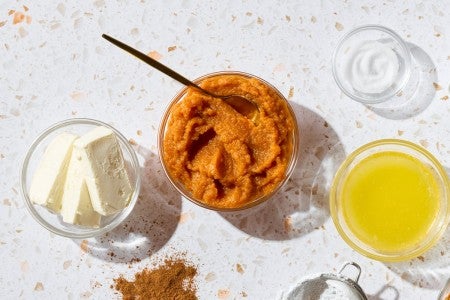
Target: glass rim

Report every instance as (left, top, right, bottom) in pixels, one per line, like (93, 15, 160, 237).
(330, 139, 450, 261)
(332, 24, 412, 105)
(20, 118, 141, 239)
(158, 71, 299, 212)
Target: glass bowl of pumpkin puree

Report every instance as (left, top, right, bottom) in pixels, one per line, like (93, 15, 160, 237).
(330, 139, 450, 261)
(158, 71, 299, 211)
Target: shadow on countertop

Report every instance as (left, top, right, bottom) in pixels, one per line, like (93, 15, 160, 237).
(384, 226, 450, 290)
(367, 43, 437, 120)
(367, 284, 400, 300)
(74, 145, 182, 264)
(220, 103, 346, 241)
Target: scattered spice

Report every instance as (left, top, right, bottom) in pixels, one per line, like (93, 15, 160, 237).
(433, 82, 442, 91)
(13, 12, 25, 24)
(335, 22, 344, 31)
(218, 289, 230, 299)
(113, 257, 198, 299)
(128, 138, 137, 146)
(168, 46, 177, 52)
(288, 86, 294, 99)
(236, 263, 244, 274)
(34, 282, 44, 291)
(147, 50, 162, 61)
(63, 260, 72, 270)
(80, 240, 89, 253)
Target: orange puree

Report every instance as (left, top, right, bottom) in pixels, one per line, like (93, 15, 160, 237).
(162, 74, 295, 209)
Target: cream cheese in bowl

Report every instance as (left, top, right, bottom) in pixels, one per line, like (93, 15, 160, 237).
(21, 118, 140, 238)
(332, 25, 411, 104)
(346, 40, 400, 94)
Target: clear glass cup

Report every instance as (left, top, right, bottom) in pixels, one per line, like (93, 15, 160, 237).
(330, 139, 449, 261)
(20, 118, 141, 239)
(158, 71, 299, 211)
(332, 25, 412, 104)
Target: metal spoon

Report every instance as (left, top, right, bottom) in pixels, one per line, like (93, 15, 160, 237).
(102, 34, 259, 124)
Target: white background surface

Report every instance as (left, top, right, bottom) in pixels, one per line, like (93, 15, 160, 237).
(1, 1, 449, 299)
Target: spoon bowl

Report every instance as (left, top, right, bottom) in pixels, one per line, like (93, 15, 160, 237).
(102, 34, 259, 124)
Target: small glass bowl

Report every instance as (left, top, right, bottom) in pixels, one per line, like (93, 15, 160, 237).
(158, 71, 299, 211)
(20, 118, 141, 239)
(332, 25, 411, 104)
(330, 139, 449, 261)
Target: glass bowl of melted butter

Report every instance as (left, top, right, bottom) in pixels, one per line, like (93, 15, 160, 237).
(20, 118, 141, 239)
(330, 139, 449, 261)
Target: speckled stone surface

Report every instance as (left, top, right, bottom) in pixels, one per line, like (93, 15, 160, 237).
(1, 1, 449, 299)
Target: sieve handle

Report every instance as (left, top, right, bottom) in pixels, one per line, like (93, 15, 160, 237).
(339, 262, 362, 283)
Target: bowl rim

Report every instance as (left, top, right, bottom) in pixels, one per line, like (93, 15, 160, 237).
(330, 138, 450, 262)
(158, 70, 299, 212)
(20, 118, 141, 239)
(332, 24, 412, 105)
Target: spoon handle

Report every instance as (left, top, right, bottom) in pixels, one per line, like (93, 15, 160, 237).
(102, 34, 197, 89)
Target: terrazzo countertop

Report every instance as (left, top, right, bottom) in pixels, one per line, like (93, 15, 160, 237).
(1, 1, 449, 299)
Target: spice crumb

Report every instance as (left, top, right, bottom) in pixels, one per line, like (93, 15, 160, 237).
(288, 86, 294, 99)
(283, 216, 292, 232)
(236, 263, 244, 274)
(13, 12, 25, 25)
(218, 289, 230, 299)
(335, 22, 344, 31)
(34, 282, 44, 291)
(168, 46, 177, 52)
(80, 240, 89, 253)
(441, 95, 448, 101)
(63, 260, 72, 270)
(433, 82, 442, 91)
(147, 50, 162, 61)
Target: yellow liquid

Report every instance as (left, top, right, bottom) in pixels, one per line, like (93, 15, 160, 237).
(341, 151, 440, 252)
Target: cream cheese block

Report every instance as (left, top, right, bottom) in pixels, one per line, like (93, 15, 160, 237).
(60, 147, 101, 227)
(29, 133, 78, 213)
(74, 126, 132, 216)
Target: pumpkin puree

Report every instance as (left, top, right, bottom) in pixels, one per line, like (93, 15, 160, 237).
(163, 74, 296, 209)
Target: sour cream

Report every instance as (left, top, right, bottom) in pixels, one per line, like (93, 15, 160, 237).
(346, 40, 399, 94)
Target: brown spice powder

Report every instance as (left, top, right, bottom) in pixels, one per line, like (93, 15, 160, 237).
(113, 258, 198, 299)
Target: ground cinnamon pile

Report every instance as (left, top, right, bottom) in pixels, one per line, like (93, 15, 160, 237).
(113, 257, 198, 299)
